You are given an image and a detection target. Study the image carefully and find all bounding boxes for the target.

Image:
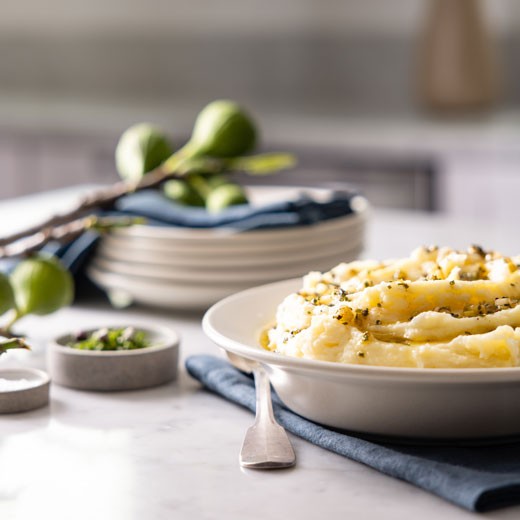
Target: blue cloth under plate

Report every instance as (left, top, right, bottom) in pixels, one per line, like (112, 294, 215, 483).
(115, 188, 355, 230)
(21, 187, 354, 297)
(49, 188, 356, 276)
(185, 354, 520, 513)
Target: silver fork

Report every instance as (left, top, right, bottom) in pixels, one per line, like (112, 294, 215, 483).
(226, 352, 296, 469)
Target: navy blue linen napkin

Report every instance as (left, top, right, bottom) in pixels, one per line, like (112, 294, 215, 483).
(0, 187, 356, 300)
(115, 189, 354, 230)
(45, 188, 355, 276)
(185, 354, 520, 513)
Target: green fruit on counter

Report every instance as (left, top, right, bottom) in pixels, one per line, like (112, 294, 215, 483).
(163, 179, 206, 207)
(10, 255, 74, 317)
(0, 272, 15, 316)
(115, 123, 174, 182)
(206, 183, 248, 213)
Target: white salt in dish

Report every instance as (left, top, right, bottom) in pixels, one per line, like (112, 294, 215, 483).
(0, 368, 50, 413)
(0, 377, 40, 391)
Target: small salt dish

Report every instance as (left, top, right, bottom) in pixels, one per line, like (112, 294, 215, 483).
(48, 325, 179, 391)
(0, 367, 50, 414)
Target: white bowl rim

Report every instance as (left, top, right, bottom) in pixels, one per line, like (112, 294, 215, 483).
(202, 278, 520, 382)
(51, 324, 180, 357)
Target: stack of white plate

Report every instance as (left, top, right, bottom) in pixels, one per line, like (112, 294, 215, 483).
(87, 186, 368, 311)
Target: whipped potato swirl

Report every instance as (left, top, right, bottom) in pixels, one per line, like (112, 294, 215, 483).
(266, 246, 520, 368)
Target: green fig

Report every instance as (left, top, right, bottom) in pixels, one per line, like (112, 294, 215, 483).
(0, 272, 15, 316)
(163, 173, 233, 208)
(10, 255, 74, 318)
(163, 179, 206, 207)
(187, 174, 233, 200)
(205, 174, 232, 190)
(189, 100, 257, 158)
(163, 100, 257, 172)
(206, 183, 248, 213)
(115, 123, 174, 182)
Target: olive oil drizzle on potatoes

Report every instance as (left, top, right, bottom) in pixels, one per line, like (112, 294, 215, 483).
(265, 246, 520, 368)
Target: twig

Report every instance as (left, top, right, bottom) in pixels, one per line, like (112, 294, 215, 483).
(0, 152, 295, 251)
(0, 216, 144, 259)
(0, 165, 180, 248)
(0, 327, 21, 339)
(0, 336, 30, 354)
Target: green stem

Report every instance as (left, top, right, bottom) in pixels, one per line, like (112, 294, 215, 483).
(162, 141, 199, 174)
(164, 151, 296, 178)
(86, 216, 147, 232)
(226, 153, 296, 175)
(0, 336, 30, 354)
(187, 174, 212, 199)
(3, 309, 23, 334)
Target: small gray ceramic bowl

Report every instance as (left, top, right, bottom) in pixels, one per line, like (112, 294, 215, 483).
(48, 325, 179, 391)
(0, 367, 50, 414)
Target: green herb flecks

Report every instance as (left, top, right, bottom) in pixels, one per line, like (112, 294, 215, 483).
(68, 327, 150, 351)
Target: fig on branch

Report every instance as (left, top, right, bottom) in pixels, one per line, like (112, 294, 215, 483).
(10, 255, 74, 319)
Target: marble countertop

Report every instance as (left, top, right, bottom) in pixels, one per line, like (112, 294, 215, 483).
(1, 191, 520, 519)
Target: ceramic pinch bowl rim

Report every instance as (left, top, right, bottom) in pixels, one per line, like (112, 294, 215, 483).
(202, 278, 520, 440)
(47, 324, 180, 391)
(0, 367, 50, 414)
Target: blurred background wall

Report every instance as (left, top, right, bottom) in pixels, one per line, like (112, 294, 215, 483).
(1, 0, 520, 216)
(2, 0, 519, 115)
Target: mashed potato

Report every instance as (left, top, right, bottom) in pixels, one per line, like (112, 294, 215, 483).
(265, 246, 520, 368)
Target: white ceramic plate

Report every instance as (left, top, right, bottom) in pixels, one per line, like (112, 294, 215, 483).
(96, 238, 365, 269)
(88, 244, 362, 309)
(108, 216, 366, 252)
(90, 244, 363, 283)
(112, 195, 368, 247)
(87, 265, 264, 310)
(203, 278, 520, 439)
(98, 227, 365, 266)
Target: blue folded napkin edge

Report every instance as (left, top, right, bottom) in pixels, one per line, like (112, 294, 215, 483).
(185, 354, 520, 513)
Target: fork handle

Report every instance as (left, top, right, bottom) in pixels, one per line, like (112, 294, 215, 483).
(239, 365, 296, 469)
(253, 367, 276, 424)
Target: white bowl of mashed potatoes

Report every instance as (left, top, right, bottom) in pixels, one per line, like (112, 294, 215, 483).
(203, 246, 520, 439)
